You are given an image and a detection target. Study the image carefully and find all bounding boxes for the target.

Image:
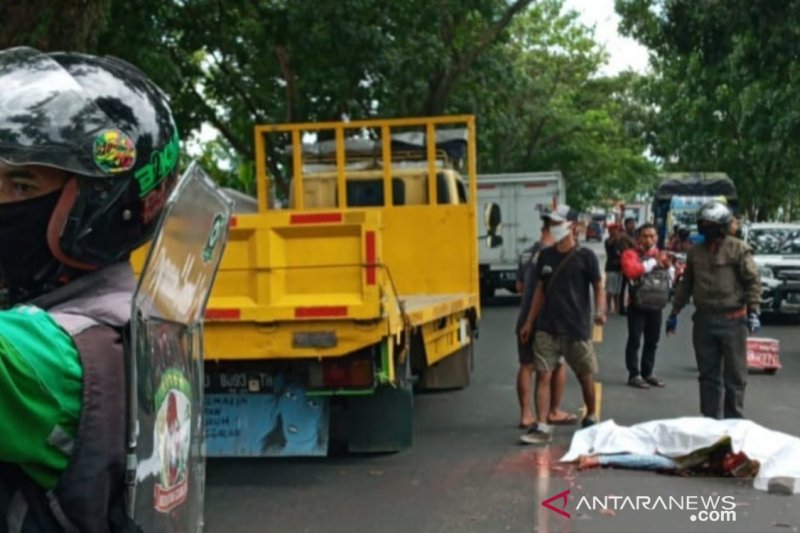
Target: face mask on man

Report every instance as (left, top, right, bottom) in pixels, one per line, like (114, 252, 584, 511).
(0, 189, 62, 305)
(699, 223, 724, 241)
(550, 222, 572, 243)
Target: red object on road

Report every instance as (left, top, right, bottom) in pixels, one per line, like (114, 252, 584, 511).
(746, 337, 781, 373)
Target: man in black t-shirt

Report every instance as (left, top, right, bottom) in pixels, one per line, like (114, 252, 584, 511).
(518, 205, 606, 444)
(514, 214, 573, 430)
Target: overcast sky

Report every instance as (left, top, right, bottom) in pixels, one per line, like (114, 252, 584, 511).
(564, 0, 650, 75)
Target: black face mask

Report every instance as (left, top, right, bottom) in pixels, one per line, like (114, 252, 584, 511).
(0, 190, 63, 305)
(699, 223, 724, 242)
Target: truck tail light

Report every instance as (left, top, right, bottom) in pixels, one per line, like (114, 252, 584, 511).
(309, 356, 375, 390)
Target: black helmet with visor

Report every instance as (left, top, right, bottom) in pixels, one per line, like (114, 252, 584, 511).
(0, 47, 179, 286)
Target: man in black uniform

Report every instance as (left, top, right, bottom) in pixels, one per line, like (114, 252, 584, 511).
(667, 201, 761, 419)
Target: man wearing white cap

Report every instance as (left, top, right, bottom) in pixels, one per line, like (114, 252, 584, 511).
(518, 205, 606, 443)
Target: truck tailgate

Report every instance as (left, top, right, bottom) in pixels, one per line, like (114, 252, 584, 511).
(207, 209, 383, 323)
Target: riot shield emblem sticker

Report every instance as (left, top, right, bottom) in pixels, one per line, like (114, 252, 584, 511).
(154, 369, 192, 513)
(203, 213, 226, 263)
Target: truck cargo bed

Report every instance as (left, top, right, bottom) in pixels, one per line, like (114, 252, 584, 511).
(399, 293, 477, 326)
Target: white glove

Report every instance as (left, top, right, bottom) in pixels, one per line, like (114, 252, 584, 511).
(642, 258, 658, 273)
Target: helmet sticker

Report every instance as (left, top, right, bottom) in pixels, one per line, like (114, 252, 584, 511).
(93, 129, 137, 174)
(135, 130, 180, 197)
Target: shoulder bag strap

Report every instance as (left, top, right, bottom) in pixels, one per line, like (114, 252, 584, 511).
(545, 246, 580, 296)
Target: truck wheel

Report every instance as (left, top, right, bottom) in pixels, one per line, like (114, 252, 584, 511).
(415, 340, 473, 390)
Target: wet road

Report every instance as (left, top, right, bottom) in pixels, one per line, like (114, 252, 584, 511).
(204, 242, 800, 533)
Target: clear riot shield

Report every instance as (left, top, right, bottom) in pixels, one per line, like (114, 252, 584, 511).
(127, 162, 233, 532)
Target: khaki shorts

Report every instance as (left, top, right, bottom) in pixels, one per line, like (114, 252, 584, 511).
(533, 331, 598, 375)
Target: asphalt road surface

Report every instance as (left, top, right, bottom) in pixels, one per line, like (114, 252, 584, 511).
(205, 241, 800, 533)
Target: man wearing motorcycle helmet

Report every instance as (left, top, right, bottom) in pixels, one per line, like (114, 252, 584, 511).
(0, 47, 179, 532)
(667, 200, 761, 419)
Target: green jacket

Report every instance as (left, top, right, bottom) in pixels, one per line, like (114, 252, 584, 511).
(0, 306, 82, 489)
(673, 237, 761, 315)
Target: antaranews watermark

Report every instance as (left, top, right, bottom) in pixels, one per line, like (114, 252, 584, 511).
(542, 490, 737, 523)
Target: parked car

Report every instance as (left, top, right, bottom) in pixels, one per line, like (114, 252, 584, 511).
(586, 221, 604, 241)
(743, 222, 800, 316)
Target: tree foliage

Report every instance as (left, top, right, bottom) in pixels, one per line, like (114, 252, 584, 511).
(617, 0, 800, 219)
(4, 0, 654, 208)
(0, 0, 110, 51)
(461, 2, 656, 208)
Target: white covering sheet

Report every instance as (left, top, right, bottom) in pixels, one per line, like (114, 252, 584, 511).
(559, 417, 800, 494)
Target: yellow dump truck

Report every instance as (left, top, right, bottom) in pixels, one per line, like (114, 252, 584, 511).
(181, 116, 480, 456)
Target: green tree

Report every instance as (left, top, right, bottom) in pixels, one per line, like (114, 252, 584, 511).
(93, 0, 536, 196)
(617, 0, 800, 219)
(4, 0, 654, 208)
(0, 0, 110, 51)
(455, 0, 655, 208)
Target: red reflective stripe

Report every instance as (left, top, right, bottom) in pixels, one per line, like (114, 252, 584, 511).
(524, 183, 547, 188)
(205, 308, 241, 320)
(477, 184, 496, 190)
(229, 216, 238, 228)
(295, 306, 348, 318)
(365, 231, 376, 285)
(290, 213, 343, 224)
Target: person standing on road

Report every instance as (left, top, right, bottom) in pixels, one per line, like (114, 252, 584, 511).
(667, 201, 761, 419)
(604, 223, 624, 315)
(618, 217, 637, 315)
(515, 212, 574, 430)
(621, 223, 672, 389)
(518, 205, 605, 443)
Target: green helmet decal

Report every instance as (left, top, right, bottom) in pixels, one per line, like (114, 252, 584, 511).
(135, 130, 181, 197)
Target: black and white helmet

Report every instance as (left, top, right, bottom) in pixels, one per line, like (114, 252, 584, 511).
(697, 200, 732, 228)
(0, 47, 180, 270)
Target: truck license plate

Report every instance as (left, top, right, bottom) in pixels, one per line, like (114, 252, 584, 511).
(206, 371, 275, 394)
(293, 331, 337, 348)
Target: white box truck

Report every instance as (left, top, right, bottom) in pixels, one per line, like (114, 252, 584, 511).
(477, 172, 566, 299)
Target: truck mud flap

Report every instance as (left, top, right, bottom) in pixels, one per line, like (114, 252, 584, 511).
(205, 377, 329, 457)
(347, 383, 413, 453)
(415, 341, 472, 390)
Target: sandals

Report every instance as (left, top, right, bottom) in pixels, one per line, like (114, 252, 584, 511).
(547, 412, 578, 425)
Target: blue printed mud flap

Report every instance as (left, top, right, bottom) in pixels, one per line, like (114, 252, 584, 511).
(204, 375, 329, 457)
